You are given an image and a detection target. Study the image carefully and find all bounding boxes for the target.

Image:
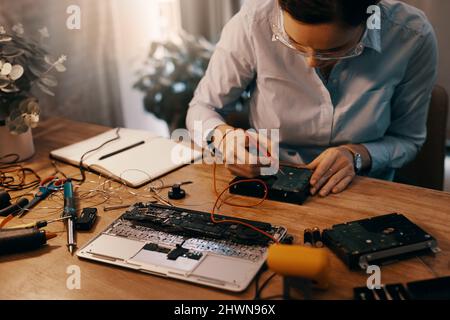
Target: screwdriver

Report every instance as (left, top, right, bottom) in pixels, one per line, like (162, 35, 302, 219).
(6, 216, 71, 230)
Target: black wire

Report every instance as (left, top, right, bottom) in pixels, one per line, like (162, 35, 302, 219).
(0, 154, 20, 165)
(70, 128, 121, 184)
(0, 154, 42, 192)
(254, 272, 277, 300)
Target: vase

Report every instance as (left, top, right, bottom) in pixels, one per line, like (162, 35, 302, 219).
(0, 124, 35, 162)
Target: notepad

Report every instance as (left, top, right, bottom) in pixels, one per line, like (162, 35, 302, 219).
(50, 128, 202, 188)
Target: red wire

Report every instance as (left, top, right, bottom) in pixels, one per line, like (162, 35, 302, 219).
(210, 129, 279, 244)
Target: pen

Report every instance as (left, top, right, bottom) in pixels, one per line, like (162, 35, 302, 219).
(98, 141, 145, 161)
(62, 179, 77, 255)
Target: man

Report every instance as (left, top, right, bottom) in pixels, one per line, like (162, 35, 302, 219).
(186, 0, 438, 197)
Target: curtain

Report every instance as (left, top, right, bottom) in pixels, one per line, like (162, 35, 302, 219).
(179, 0, 241, 42)
(403, 0, 450, 140)
(0, 0, 124, 127)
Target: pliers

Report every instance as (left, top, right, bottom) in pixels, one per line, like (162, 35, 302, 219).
(16, 176, 66, 218)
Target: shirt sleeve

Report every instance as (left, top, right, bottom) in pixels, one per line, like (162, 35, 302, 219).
(186, 5, 256, 147)
(363, 26, 438, 177)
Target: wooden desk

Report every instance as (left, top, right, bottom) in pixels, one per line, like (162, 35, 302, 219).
(1, 118, 450, 300)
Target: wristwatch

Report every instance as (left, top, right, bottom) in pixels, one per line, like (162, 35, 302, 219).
(341, 146, 363, 174)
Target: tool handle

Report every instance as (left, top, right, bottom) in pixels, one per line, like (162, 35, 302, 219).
(0, 228, 46, 255)
(0, 198, 30, 217)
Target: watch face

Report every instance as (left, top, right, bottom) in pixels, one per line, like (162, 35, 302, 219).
(355, 153, 362, 172)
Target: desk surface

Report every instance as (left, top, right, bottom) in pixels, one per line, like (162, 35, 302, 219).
(1, 118, 450, 300)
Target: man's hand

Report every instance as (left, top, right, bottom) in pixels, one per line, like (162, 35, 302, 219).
(306, 147, 355, 197)
(306, 145, 371, 197)
(211, 125, 275, 178)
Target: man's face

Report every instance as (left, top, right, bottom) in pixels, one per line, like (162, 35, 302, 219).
(283, 12, 363, 68)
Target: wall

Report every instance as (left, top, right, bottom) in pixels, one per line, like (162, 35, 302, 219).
(403, 0, 450, 140)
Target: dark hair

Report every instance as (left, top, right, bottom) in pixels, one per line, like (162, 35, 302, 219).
(279, 0, 380, 27)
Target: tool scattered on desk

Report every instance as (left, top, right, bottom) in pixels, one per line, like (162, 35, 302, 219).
(104, 201, 158, 212)
(16, 176, 65, 218)
(0, 197, 29, 217)
(0, 227, 57, 255)
(5, 216, 71, 230)
(354, 276, 450, 300)
(76, 207, 97, 231)
(0, 191, 12, 210)
(62, 179, 77, 255)
(168, 183, 186, 200)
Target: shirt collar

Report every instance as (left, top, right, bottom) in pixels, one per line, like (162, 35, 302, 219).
(361, 28, 382, 53)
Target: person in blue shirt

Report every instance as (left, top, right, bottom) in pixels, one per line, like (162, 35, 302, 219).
(186, 0, 438, 197)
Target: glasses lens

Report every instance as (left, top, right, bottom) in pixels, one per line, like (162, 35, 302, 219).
(271, 7, 365, 60)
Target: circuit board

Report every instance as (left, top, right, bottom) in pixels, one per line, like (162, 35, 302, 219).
(102, 202, 287, 262)
(322, 213, 439, 269)
(229, 166, 312, 205)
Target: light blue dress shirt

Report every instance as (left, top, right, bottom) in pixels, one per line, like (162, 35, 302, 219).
(186, 0, 438, 180)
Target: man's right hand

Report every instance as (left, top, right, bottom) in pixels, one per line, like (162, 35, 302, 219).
(211, 125, 275, 178)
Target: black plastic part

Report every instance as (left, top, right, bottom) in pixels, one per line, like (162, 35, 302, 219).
(229, 166, 312, 205)
(75, 207, 97, 231)
(168, 184, 186, 200)
(167, 245, 189, 260)
(385, 284, 410, 300)
(407, 276, 450, 300)
(0, 191, 12, 210)
(354, 287, 376, 300)
(0, 228, 47, 255)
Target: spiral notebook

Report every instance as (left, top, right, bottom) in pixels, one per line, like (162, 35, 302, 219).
(50, 128, 201, 188)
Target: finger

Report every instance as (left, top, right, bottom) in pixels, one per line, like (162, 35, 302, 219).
(318, 166, 353, 197)
(305, 152, 326, 170)
(246, 131, 273, 159)
(310, 167, 335, 195)
(310, 152, 338, 187)
(223, 133, 247, 164)
(332, 175, 354, 194)
(311, 159, 348, 195)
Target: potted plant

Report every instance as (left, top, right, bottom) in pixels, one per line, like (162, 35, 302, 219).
(0, 24, 66, 162)
(134, 32, 251, 133)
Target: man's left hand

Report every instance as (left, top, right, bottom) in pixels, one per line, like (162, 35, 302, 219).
(306, 147, 356, 197)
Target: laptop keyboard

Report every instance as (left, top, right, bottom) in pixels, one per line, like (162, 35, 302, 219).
(102, 202, 286, 262)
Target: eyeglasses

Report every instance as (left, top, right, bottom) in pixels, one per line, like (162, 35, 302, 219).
(270, 3, 366, 61)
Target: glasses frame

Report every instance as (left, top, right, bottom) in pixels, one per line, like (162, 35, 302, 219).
(270, 3, 366, 61)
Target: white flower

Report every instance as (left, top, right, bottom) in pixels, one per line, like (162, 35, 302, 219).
(44, 54, 68, 72)
(56, 55, 67, 64)
(0, 62, 12, 76)
(12, 23, 24, 35)
(55, 55, 67, 72)
(22, 113, 40, 128)
(38, 27, 50, 38)
(9, 65, 24, 81)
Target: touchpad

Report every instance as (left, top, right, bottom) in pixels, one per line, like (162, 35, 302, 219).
(191, 255, 256, 286)
(82, 234, 145, 260)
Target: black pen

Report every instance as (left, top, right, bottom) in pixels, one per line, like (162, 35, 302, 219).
(98, 141, 145, 161)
